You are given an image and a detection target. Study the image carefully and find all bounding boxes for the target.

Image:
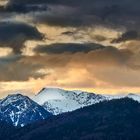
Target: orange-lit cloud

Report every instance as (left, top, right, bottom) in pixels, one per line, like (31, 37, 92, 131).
(0, 45, 138, 96)
(0, 0, 140, 97)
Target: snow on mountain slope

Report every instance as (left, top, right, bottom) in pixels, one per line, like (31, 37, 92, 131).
(0, 88, 139, 127)
(127, 93, 140, 102)
(33, 88, 107, 115)
(105, 93, 140, 102)
(0, 94, 52, 127)
(33, 88, 140, 115)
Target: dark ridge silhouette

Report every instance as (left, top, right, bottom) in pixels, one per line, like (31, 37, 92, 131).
(0, 121, 16, 140)
(8, 98, 140, 140)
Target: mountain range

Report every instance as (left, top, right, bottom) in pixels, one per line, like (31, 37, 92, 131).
(33, 88, 140, 115)
(2, 98, 140, 140)
(0, 87, 140, 128)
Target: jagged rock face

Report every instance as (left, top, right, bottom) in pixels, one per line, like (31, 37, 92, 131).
(33, 88, 107, 115)
(0, 94, 52, 127)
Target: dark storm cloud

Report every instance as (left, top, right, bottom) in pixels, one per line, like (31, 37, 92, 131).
(34, 43, 105, 54)
(0, 22, 44, 53)
(6, 0, 140, 8)
(0, 43, 138, 88)
(0, 0, 48, 13)
(0, 55, 45, 81)
(31, 0, 140, 29)
(0, 0, 139, 29)
(112, 31, 139, 43)
(4, 3, 47, 13)
(23, 46, 140, 88)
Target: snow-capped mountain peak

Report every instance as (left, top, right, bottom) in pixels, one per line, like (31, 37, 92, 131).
(106, 93, 140, 102)
(0, 93, 52, 127)
(1, 94, 29, 106)
(33, 88, 140, 115)
(33, 88, 107, 115)
(0, 88, 140, 127)
(36, 88, 66, 104)
(127, 93, 140, 102)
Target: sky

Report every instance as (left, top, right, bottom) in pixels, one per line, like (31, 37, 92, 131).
(0, 0, 140, 97)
